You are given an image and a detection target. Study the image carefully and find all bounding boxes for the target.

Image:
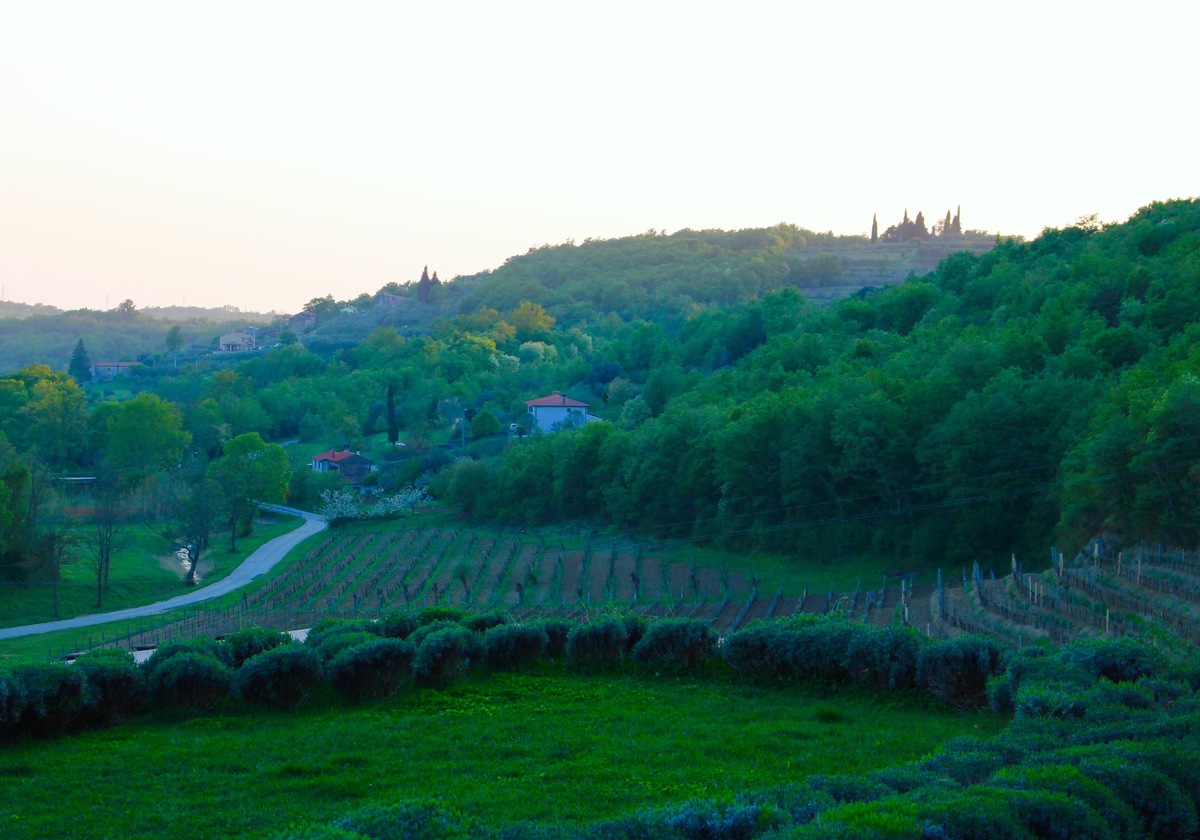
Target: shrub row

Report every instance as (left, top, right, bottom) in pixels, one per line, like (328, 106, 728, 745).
(720, 616, 1004, 708)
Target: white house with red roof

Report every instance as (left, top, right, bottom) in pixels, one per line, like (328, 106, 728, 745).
(311, 447, 376, 487)
(525, 392, 602, 433)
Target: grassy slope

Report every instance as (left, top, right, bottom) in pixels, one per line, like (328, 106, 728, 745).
(0, 513, 307, 662)
(0, 515, 299, 630)
(0, 669, 1004, 840)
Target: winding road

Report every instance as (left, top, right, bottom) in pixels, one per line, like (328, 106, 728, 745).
(0, 505, 327, 641)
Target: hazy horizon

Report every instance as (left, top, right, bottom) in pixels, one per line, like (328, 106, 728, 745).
(3, 2, 1196, 314)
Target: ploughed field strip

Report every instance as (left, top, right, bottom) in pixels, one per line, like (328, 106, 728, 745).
(95, 528, 1199, 654)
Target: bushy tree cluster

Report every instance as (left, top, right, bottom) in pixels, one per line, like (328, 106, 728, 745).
(431, 200, 1200, 565)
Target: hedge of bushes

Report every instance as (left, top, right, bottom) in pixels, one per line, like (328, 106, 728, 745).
(7, 610, 1200, 840)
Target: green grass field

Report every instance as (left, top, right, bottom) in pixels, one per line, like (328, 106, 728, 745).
(0, 668, 1003, 840)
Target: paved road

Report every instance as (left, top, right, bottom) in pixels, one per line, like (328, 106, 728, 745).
(0, 505, 327, 641)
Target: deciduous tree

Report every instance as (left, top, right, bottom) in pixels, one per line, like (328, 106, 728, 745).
(207, 433, 289, 551)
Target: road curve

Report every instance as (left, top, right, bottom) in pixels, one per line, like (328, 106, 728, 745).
(0, 505, 327, 641)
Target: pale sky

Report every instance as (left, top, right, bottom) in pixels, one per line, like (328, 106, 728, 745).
(1, 1, 1196, 314)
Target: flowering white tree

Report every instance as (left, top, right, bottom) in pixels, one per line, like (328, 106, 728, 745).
(374, 485, 427, 517)
(320, 485, 426, 523)
(319, 489, 363, 522)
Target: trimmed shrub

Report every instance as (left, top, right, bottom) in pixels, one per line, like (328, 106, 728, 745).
(142, 637, 233, 680)
(742, 784, 836, 827)
(807, 774, 894, 805)
(842, 626, 924, 690)
(661, 799, 784, 839)
(1013, 686, 1087, 720)
(334, 798, 474, 840)
(1058, 637, 1162, 684)
(920, 736, 1023, 786)
(631, 619, 717, 670)
(417, 606, 468, 627)
(917, 636, 1004, 708)
(920, 785, 1111, 840)
(991, 764, 1141, 840)
(10, 663, 88, 738)
(462, 611, 508, 634)
(721, 621, 797, 679)
(327, 639, 416, 702)
(407, 620, 466, 649)
(235, 645, 323, 710)
(412, 626, 482, 688)
(565, 619, 627, 668)
(792, 619, 860, 682)
(146, 652, 232, 712)
(304, 619, 377, 651)
(868, 764, 944, 796)
(620, 613, 647, 653)
(75, 648, 142, 726)
(310, 629, 380, 664)
(224, 627, 293, 668)
(537, 619, 572, 658)
(987, 646, 1057, 714)
(1050, 747, 1199, 839)
(0, 670, 25, 738)
(379, 611, 420, 639)
(483, 624, 548, 671)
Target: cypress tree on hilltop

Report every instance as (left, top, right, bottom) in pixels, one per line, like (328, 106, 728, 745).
(68, 338, 92, 383)
(952, 206, 962, 235)
(871, 213, 878, 244)
(914, 211, 928, 240)
(417, 265, 432, 303)
(943, 210, 953, 236)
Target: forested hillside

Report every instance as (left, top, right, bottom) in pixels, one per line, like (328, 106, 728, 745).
(432, 200, 1200, 564)
(1, 201, 1197, 589)
(0, 303, 273, 375)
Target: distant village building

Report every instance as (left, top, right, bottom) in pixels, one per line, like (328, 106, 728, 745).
(375, 292, 410, 308)
(91, 361, 137, 382)
(525, 392, 603, 433)
(311, 447, 376, 488)
(217, 332, 255, 353)
(289, 311, 317, 334)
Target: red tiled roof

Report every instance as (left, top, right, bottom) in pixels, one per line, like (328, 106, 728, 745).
(525, 393, 589, 408)
(312, 449, 358, 463)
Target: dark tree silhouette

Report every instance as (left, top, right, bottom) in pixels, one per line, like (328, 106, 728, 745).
(68, 339, 92, 383)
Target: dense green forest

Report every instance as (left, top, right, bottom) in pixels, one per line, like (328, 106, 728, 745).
(2, 200, 1198, 594)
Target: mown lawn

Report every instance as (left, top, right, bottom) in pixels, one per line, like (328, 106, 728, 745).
(0, 668, 1004, 839)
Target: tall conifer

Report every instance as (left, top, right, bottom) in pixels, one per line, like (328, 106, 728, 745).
(68, 338, 92, 383)
(417, 265, 432, 302)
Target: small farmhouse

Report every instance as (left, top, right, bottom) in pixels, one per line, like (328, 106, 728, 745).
(525, 392, 602, 433)
(217, 332, 255, 353)
(289, 311, 317, 333)
(91, 361, 137, 382)
(311, 447, 376, 487)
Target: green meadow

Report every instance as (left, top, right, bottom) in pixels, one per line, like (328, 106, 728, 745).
(0, 668, 1000, 840)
